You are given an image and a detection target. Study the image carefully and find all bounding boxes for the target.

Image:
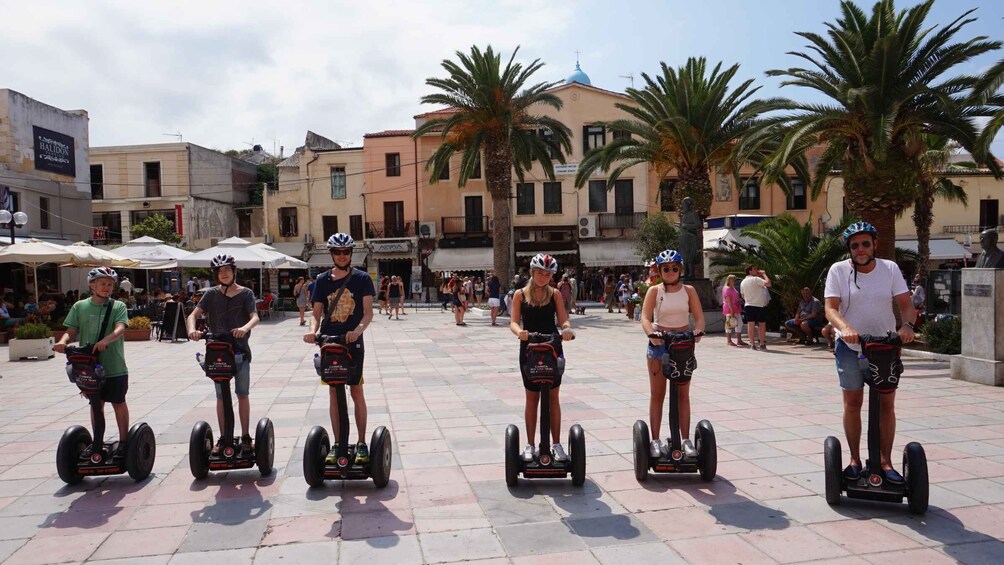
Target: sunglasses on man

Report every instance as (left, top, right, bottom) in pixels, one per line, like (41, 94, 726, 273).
(849, 240, 873, 251)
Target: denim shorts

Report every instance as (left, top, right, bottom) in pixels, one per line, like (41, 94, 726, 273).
(834, 340, 869, 391)
(215, 361, 250, 398)
(646, 342, 667, 360)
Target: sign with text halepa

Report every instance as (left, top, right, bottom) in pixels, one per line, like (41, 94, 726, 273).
(33, 126, 76, 176)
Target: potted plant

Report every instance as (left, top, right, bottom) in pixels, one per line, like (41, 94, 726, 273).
(124, 316, 152, 341)
(9, 322, 55, 361)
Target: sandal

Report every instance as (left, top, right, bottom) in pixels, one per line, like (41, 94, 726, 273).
(843, 463, 863, 480)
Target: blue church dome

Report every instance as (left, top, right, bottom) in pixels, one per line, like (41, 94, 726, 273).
(566, 62, 591, 86)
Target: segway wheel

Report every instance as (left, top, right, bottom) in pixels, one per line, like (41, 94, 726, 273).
(56, 425, 91, 485)
(126, 423, 156, 482)
(695, 420, 716, 482)
(303, 426, 329, 488)
(632, 420, 650, 482)
(370, 426, 392, 488)
(504, 424, 520, 487)
(904, 442, 929, 515)
(189, 421, 213, 480)
(569, 424, 586, 487)
(823, 436, 842, 506)
(255, 418, 275, 476)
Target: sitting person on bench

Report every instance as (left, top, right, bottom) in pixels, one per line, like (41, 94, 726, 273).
(785, 287, 825, 345)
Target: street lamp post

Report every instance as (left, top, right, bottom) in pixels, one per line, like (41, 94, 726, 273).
(0, 209, 29, 244)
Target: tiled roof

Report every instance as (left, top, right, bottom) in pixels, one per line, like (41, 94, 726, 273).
(413, 108, 457, 119)
(277, 152, 301, 168)
(364, 129, 416, 138)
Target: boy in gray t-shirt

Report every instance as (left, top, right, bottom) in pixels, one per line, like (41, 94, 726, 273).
(186, 255, 260, 453)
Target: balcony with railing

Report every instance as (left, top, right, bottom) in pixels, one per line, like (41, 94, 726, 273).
(441, 215, 490, 236)
(598, 212, 647, 230)
(943, 224, 1002, 234)
(365, 221, 416, 239)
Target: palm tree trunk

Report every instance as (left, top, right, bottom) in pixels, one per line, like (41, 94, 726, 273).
(485, 140, 513, 281)
(912, 186, 935, 281)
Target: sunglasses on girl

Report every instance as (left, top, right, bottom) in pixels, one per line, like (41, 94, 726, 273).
(330, 249, 352, 256)
(660, 265, 682, 274)
(849, 240, 873, 250)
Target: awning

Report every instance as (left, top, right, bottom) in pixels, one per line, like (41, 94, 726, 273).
(703, 228, 759, 250)
(0, 235, 75, 246)
(271, 242, 309, 257)
(896, 239, 973, 260)
(515, 249, 577, 257)
(578, 240, 642, 267)
(307, 250, 368, 267)
(427, 247, 493, 271)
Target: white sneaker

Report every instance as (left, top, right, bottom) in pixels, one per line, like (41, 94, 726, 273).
(552, 443, 568, 462)
(682, 439, 698, 458)
(649, 439, 663, 458)
(522, 444, 535, 462)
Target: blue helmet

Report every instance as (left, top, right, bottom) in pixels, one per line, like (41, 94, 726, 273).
(326, 233, 354, 249)
(843, 221, 877, 243)
(655, 249, 684, 267)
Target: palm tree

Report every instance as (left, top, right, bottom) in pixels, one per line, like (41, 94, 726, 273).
(710, 214, 851, 315)
(909, 135, 973, 281)
(763, 0, 1000, 260)
(573, 57, 788, 277)
(413, 45, 572, 280)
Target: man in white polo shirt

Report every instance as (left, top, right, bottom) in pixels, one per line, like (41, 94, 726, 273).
(740, 264, 771, 350)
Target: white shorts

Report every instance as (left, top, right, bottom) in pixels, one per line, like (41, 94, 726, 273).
(487, 297, 500, 308)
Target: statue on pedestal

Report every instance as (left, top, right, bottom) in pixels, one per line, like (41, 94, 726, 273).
(974, 229, 1004, 269)
(677, 197, 700, 279)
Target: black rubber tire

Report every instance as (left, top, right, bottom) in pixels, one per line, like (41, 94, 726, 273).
(633, 420, 650, 482)
(569, 424, 586, 487)
(189, 421, 213, 480)
(505, 424, 520, 487)
(696, 420, 716, 482)
(126, 423, 156, 481)
(370, 426, 392, 488)
(255, 418, 274, 476)
(904, 442, 929, 515)
(56, 425, 91, 485)
(303, 426, 329, 488)
(824, 436, 843, 505)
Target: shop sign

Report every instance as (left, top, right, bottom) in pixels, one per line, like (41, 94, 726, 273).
(370, 241, 411, 254)
(33, 126, 76, 176)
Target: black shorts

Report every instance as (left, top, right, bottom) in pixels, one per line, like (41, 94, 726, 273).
(519, 341, 563, 392)
(744, 305, 767, 323)
(100, 375, 129, 404)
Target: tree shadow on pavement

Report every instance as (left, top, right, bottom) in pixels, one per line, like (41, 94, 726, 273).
(42, 475, 151, 530)
(339, 479, 414, 548)
(673, 476, 794, 531)
(536, 479, 648, 543)
(189, 472, 274, 526)
(885, 506, 1004, 563)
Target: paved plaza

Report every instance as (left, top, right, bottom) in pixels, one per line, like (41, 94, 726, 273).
(1, 308, 1003, 564)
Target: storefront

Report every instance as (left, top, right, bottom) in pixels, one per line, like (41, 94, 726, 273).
(367, 240, 417, 295)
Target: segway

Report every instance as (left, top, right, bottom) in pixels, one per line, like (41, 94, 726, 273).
(632, 330, 716, 482)
(189, 333, 274, 479)
(303, 335, 392, 488)
(824, 332, 928, 514)
(505, 332, 585, 487)
(56, 346, 156, 484)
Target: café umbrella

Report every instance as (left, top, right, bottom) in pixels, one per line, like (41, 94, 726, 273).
(0, 238, 75, 299)
(178, 237, 306, 292)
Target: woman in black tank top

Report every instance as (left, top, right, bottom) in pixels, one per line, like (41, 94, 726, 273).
(509, 255, 574, 463)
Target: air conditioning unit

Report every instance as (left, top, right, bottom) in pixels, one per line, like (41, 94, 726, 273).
(418, 221, 437, 238)
(518, 229, 536, 242)
(305, 233, 314, 244)
(577, 215, 597, 239)
(487, 218, 494, 231)
(209, 237, 220, 247)
(264, 234, 274, 244)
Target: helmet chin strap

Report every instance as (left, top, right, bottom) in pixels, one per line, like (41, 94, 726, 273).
(334, 262, 351, 272)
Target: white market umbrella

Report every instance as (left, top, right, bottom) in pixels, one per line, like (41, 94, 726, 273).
(180, 237, 297, 295)
(112, 236, 191, 293)
(66, 242, 141, 268)
(0, 238, 74, 298)
(251, 243, 308, 269)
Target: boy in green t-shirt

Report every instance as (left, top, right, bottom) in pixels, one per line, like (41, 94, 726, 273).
(55, 267, 130, 457)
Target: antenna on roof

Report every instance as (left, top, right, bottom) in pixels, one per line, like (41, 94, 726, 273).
(620, 74, 634, 88)
(162, 132, 182, 142)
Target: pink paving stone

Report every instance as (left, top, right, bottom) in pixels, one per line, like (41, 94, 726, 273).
(443, 560, 511, 565)
(860, 548, 958, 565)
(215, 478, 282, 500)
(587, 427, 631, 441)
(340, 506, 415, 540)
(408, 482, 477, 508)
(403, 466, 467, 487)
(6, 532, 108, 565)
(511, 550, 601, 564)
(608, 486, 693, 512)
(398, 438, 451, 455)
(732, 475, 815, 500)
(0, 463, 56, 481)
(809, 520, 923, 554)
(926, 460, 977, 483)
(943, 503, 1004, 539)
(144, 484, 216, 505)
(715, 459, 774, 480)
(462, 463, 505, 483)
(35, 507, 137, 538)
(123, 501, 207, 530)
(637, 506, 737, 539)
(394, 428, 445, 442)
(0, 496, 16, 511)
(942, 456, 1004, 479)
(584, 454, 632, 473)
(341, 484, 413, 513)
(437, 416, 483, 428)
(670, 533, 775, 565)
(412, 503, 490, 534)
(590, 469, 643, 492)
(740, 526, 849, 563)
(773, 438, 827, 456)
(260, 514, 341, 545)
(672, 481, 753, 507)
(88, 525, 189, 560)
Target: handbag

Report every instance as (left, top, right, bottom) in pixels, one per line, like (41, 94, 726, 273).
(725, 314, 739, 330)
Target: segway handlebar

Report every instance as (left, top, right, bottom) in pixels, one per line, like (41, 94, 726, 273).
(524, 331, 575, 343)
(647, 330, 703, 343)
(859, 331, 902, 347)
(316, 334, 348, 346)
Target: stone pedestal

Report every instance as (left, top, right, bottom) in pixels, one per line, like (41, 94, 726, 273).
(951, 269, 1004, 386)
(685, 278, 718, 311)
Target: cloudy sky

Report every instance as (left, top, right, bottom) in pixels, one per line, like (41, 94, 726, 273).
(4, 0, 1002, 155)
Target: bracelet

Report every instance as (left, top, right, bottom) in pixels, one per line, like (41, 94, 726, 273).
(905, 322, 915, 330)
